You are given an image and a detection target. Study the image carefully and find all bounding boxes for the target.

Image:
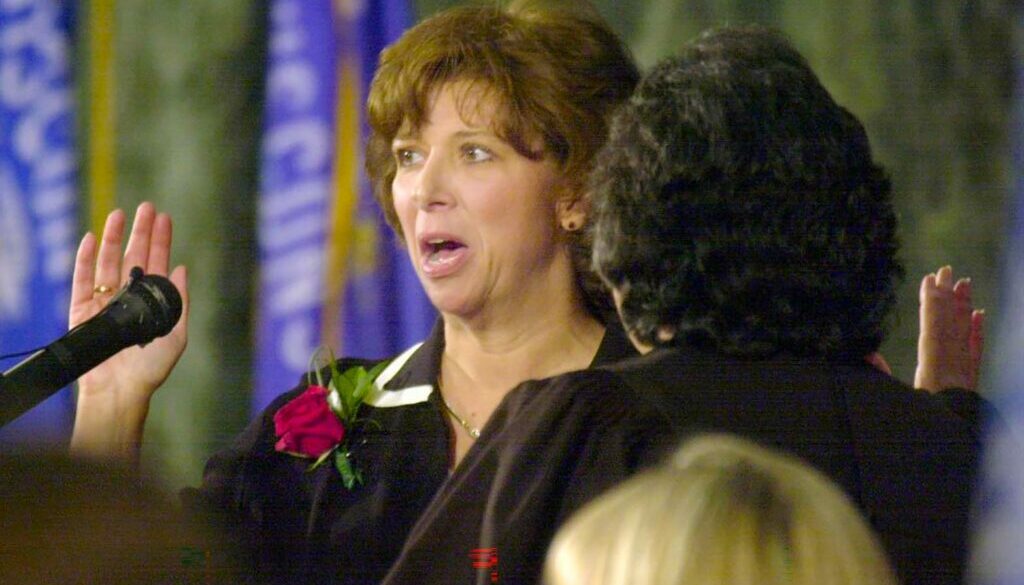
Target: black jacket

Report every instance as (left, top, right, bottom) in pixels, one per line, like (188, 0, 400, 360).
(181, 320, 637, 584)
(384, 343, 983, 585)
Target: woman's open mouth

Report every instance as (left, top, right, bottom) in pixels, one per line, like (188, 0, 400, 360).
(419, 236, 469, 277)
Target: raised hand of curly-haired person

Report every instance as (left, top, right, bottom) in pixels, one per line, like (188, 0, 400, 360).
(915, 265, 984, 392)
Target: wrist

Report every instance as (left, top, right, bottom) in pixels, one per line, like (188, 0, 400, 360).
(70, 389, 151, 465)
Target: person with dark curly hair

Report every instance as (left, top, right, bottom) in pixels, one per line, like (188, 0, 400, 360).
(584, 31, 985, 585)
(592, 25, 901, 361)
(382, 26, 983, 585)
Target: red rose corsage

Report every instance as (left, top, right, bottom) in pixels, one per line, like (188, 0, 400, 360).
(273, 349, 388, 489)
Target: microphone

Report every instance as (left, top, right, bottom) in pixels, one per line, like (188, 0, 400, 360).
(0, 267, 183, 427)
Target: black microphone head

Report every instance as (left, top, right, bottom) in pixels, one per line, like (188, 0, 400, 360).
(131, 273, 183, 337)
(102, 270, 183, 345)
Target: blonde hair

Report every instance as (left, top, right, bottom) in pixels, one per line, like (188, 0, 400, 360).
(545, 435, 897, 585)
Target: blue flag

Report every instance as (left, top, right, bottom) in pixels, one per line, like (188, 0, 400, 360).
(0, 1, 77, 443)
(256, 0, 433, 411)
(970, 12, 1024, 585)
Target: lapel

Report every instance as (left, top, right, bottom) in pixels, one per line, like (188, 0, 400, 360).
(363, 319, 445, 407)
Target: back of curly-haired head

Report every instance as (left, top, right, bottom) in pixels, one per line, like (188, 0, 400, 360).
(591, 26, 902, 359)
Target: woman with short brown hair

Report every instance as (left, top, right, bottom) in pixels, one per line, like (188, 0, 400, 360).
(70, 2, 640, 582)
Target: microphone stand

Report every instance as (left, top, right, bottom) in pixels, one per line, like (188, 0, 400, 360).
(0, 350, 76, 428)
(0, 267, 180, 429)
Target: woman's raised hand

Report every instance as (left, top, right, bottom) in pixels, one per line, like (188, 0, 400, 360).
(915, 266, 984, 392)
(69, 203, 189, 462)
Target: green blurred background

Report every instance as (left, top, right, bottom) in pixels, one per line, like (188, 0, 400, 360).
(83, 0, 1017, 489)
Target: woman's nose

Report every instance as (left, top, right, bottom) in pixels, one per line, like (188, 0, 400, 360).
(411, 153, 453, 210)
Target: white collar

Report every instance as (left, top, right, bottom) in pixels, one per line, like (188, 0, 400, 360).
(363, 342, 434, 407)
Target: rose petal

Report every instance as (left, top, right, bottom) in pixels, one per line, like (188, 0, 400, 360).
(273, 385, 346, 458)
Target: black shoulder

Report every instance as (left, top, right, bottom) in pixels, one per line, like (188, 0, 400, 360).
(936, 388, 996, 437)
(488, 367, 672, 459)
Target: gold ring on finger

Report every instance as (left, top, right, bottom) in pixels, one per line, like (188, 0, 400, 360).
(93, 284, 116, 295)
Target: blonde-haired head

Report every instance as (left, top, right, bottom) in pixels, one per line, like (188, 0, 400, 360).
(545, 434, 897, 585)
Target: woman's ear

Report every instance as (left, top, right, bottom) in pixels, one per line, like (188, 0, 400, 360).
(557, 195, 589, 232)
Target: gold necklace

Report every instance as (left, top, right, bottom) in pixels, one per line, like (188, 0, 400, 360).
(437, 371, 481, 439)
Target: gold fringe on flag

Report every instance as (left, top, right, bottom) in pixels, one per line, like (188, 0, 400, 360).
(87, 0, 116, 235)
(323, 58, 361, 349)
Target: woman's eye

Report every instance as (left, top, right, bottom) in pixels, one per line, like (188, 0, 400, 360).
(462, 144, 493, 163)
(395, 149, 423, 167)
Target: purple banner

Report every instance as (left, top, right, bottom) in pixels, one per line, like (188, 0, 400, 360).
(969, 10, 1024, 585)
(0, 0, 77, 443)
(256, 0, 432, 412)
